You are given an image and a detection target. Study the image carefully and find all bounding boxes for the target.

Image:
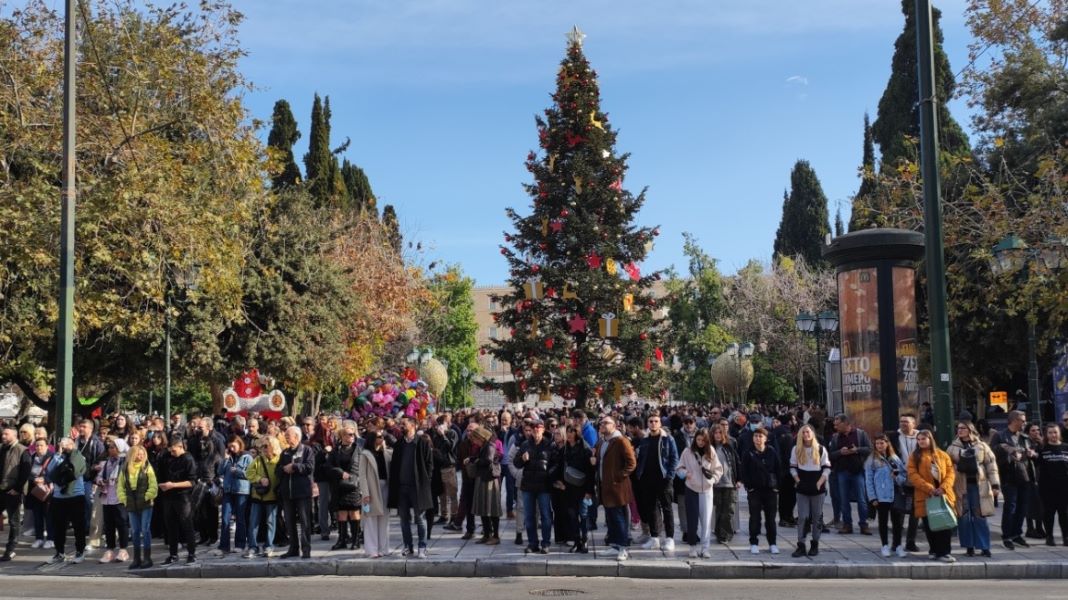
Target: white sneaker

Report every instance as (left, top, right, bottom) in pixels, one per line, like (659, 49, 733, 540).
(616, 548, 629, 561)
(750, 545, 760, 554)
(881, 545, 891, 557)
(416, 547, 427, 559)
(31, 540, 44, 549)
(769, 545, 780, 555)
(601, 546, 619, 557)
(688, 545, 699, 558)
(662, 538, 675, 553)
(98, 550, 114, 564)
(43, 541, 54, 549)
(700, 547, 713, 559)
(896, 545, 908, 558)
(640, 537, 661, 550)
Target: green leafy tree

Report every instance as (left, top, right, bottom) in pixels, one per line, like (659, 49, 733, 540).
(485, 31, 667, 410)
(0, 1, 261, 410)
(664, 234, 733, 403)
(773, 160, 831, 268)
(266, 99, 302, 189)
(417, 267, 479, 408)
(872, 0, 970, 168)
(381, 204, 402, 255)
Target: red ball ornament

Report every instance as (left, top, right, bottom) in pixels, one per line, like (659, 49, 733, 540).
(504, 234, 512, 242)
(639, 332, 648, 341)
(587, 306, 596, 315)
(500, 248, 507, 255)
(653, 228, 661, 237)
(560, 209, 570, 218)
(595, 386, 603, 396)
(531, 265, 540, 273)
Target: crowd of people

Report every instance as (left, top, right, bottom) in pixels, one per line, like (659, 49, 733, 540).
(0, 402, 1065, 567)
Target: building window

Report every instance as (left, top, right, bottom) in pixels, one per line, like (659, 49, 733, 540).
(489, 326, 498, 339)
(490, 359, 499, 371)
(488, 297, 497, 311)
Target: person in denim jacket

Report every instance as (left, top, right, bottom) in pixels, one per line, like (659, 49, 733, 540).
(215, 436, 252, 556)
(864, 434, 907, 557)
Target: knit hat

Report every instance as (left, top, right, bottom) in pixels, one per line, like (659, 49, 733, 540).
(112, 438, 129, 456)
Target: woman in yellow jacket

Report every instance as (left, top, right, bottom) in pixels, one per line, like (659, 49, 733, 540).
(907, 429, 957, 562)
(246, 436, 281, 558)
(117, 445, 158, 569)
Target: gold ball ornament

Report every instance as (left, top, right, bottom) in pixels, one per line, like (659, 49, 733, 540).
(419, 358, 450, 397)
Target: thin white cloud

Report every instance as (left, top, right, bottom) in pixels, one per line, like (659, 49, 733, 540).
(786, 75, 809, 86)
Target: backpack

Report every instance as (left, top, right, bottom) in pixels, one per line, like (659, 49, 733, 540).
(957, 445, 979, 476)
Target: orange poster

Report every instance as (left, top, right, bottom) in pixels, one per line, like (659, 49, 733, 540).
(838, 268, 881, 438)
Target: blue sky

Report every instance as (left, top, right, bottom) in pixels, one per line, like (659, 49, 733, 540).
(232, 0, 975, 285)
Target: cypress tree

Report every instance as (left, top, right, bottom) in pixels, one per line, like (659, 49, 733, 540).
(849, 113, 879, 231)
(341, 159, 376, 216)
(381, 204, 402, 254)
(266, 99, 302, 189)
(773, 160, 830, 267)
(835, 208, 845, 238)
(303, 94, 345, 207)
(872, 0, 969, 168)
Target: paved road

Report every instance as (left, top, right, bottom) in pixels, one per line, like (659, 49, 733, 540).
(0, 576, 1064, 599)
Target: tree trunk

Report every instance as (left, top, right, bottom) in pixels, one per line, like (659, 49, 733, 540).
(210, 382, 224, 417)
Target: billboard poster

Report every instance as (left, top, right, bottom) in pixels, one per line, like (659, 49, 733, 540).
(893, 267, 920, 417)
(1054, 348, 1068, 422)
(838, 267, 881, 438)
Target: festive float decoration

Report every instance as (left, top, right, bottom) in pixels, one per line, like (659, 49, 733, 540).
(222, 369, 286, 418)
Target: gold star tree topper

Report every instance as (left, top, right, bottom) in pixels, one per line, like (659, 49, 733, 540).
(566, 25, 586, 47)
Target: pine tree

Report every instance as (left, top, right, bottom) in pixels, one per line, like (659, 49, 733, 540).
(381, 204, 402, 255)
(267, 99, 302, 189)
(303, 94, 345, 207)
(872, 0, 969, 168)
(484, 28, 667, 410)
(341, 159, 376, 216)
(849, 113, 879, 231)
(772, 160, 830, 267)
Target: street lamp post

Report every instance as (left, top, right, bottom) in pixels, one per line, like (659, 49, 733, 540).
(164, 266, 199, 420)
(991, 234, 1067, 425)
(796, 310, 840, 413)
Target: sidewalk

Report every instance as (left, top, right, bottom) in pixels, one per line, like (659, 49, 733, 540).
(2, 495, 1065, 579)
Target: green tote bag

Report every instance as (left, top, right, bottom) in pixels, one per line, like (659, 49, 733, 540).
(925, 494, 958, 532)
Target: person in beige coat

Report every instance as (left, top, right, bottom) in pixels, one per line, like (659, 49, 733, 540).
(677, 429, 723, 558)
(358, 431, 393, 558)
(947, 421, 1000, 557)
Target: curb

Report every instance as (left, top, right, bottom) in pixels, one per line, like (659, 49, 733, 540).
(124, 557, 1068, 579)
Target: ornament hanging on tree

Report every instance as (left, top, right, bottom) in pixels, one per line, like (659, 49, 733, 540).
(570, 350, 579, 369)
(567, 314, 588, 333)
(589, 110, 604, 131)
(541, 218, 549, 236)
(613, 380, 623, 402)
(624, 262, 641, 281)
(562, 283, 578, 300)
(548, 154, 557, 173)
(598, 312, 619, 337)
(523, 278, 545, 300)
(609, 178, 623, 192)
(565, 132, 586, 148)
(605, 258, 618, 276)
(654, 347, 664, 363)
(573, 175, 584, 194)
(586, 253, 602, 269)
(530, 316, 540, 337)
(550, 219, 564, 233)
(622, 294, 634, 312)
(545, 338, 555, 349)
(644, 359, 652, 372)
(601, 149, 610, 159)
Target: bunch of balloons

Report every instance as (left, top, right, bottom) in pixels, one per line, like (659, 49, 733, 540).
(346, 367, 437, 420)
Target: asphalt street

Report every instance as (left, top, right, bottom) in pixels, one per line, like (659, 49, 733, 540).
(0, 577, 1065, 600)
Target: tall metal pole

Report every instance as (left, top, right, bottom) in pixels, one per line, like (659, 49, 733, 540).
(165, 295, 172, 420)
(916, 0, 955, 446)
(55, 0, 77, 437)
(816, 331, 825, 416)
(1027, 319, 1041, 424)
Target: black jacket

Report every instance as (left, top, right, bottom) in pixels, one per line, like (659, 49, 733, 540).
(277, 443, 315, 499)
(328, 442, 361, 507)
(387, 434, 434, 511)
(0, 442, 31, 494)
(514, 437, 556, 493)
(76, 435, 105, 483)
(158, 452, 196, 497)
(431, 428, 458, 468)
(740, 446, 780, 491)
(554, 441, 594, 501)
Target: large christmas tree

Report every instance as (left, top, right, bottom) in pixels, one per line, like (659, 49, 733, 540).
(484, 28, 667, 410)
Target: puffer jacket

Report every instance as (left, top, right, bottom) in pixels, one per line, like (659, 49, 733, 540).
(947, 438, 1000, 517)
(514, 437, 556, 493)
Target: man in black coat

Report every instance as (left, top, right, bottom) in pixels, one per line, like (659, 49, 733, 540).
(0, 425, 31, 561)
(388, 416, 434, 558)
(740, 427, 781, 554)
(277, 426, 315, 558)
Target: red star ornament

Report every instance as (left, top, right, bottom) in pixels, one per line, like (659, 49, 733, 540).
(586, 253, 602, 269)
(549, 219, 564, 233)
(567, 315, 588, 333)
(565, 132, 586, 148)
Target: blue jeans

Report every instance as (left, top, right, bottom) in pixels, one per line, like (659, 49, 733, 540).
(219, 493, 249, 551)
(1001, 482, 1029, 541)
(836, 471, 868, 526)
(959, 483, 991, 551)
(248, 501, 277, 552)
(604, 505, 630, 549)
(397, 485, 427, 550)
(522, 490, 553, 549)
(129, 508, 153, 550)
